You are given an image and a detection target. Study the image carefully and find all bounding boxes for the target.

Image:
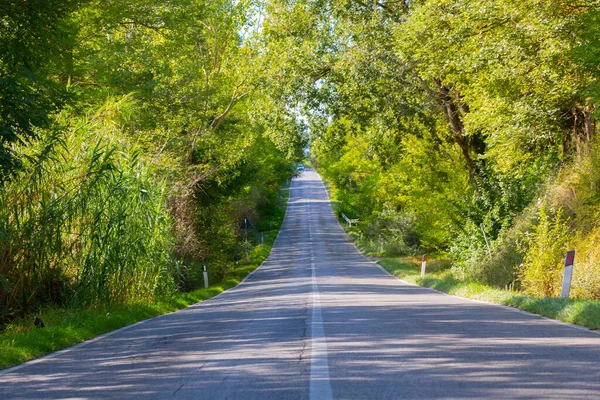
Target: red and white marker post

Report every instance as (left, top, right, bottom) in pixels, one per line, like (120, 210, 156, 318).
(421, 254, 427, 278)
(561, 250, 575, 298)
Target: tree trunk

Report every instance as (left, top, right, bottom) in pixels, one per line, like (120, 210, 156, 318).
(571, 102, 596, 158)
(583, 104, 594, 144)
(437, 83, 474, 179)
(572, 106, 582, 158)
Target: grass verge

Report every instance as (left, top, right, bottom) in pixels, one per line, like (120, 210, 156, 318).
(378, 256, 600, 331)
(319, 170, 600, 330)
(0, 185, 290, 371)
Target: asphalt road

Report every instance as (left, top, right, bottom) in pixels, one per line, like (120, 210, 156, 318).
(2, 169, 600, 399)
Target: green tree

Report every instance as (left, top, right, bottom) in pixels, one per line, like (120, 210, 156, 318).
(0, 0, 82, 178)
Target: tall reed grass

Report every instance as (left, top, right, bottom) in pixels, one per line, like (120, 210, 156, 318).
(0, 101, 175, 322)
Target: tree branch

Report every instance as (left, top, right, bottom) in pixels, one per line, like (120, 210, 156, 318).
(209, 81, 250, 131)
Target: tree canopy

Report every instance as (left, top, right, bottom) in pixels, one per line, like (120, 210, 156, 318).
(260, 0, 600, 296)
(2, 0, 600, 318)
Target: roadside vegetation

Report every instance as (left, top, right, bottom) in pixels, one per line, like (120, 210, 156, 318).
(0, 0, 302, 368)
(0, 186, 289, 370)
(377, 255, 600, 330)
(3, 0, 600, 370)
(330, 187, 596, 330)
(261, 1, 600, 310)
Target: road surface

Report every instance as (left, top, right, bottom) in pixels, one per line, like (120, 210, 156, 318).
(2, 169, 600, 399)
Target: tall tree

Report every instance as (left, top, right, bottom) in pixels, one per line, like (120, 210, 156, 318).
(0, 0, 81, 178)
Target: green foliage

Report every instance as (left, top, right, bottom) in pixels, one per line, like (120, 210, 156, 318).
(0, 190, 287, 370)
(569, 231, 600, 300)
(0, 0, 300, 330)
(315, 119, 468, 254)
(0, 0, 80, 177)
(452, 233, 522, 289)
(3, 0, 600, 352)
(266, 0, 600, 300)
(378, 256, 600, 330)
(528, 139, 600, 299)
(0, 102, 175, 320)
(520, 203, 569, 297)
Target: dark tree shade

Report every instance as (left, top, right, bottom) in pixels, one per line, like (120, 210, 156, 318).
(0, 0, 81, 178)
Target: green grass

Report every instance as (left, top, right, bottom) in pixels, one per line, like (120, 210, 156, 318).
(322, 174, 600, 331)
(328, 199, 600, 332)
(0, 185, 290, 371)
(0, 251, 266, 370)
(378, 256, 600, 331)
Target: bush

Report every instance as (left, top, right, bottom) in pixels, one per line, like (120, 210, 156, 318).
(366, 205, 420, 256)
(456, 238, 522, 289)
(0, 106, 175, 321)
(569, 230, 600, 299)
(519, 202, 569, 297)
(451, 212, 532, 288)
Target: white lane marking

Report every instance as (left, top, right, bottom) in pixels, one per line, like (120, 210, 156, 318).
(307, 190, 333, 400)
(240, 179, 293, 285)
(372, 263, 600, 336)
(0, 318, 150, 375)
(1, 180, 297, 376)
(310, 262, 333, 400)
(310, 169, 600, 337)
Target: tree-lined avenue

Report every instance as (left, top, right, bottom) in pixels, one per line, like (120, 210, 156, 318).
(1, 169, 599, 399)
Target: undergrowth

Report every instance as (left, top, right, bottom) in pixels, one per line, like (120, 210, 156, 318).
(0, 187, 289, 370)
(378, 257, 600, 331)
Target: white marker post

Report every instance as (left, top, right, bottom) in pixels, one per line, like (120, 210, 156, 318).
(561, 250, 575, 298)
(421, 254, 427, 278)
(261, 232, 264, 244)
(380, 236, 384, 255)
(203, 265, 209, 289)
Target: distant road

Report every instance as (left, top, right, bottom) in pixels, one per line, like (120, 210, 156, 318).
(2, 169, 599, 399)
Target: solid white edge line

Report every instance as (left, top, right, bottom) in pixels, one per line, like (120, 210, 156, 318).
(314, 168, 600, 338)
(0, 178, 296, 376)
(239, 179, 292, 285)
(371, 259, 600, 337)
(0, 318, 150, 376)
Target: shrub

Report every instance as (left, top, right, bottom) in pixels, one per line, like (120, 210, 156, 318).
(519, 202, 569, 297)
(0, 106, 175, 321)
(570, 229, 600, 299)
(367, 205, 420, 256)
